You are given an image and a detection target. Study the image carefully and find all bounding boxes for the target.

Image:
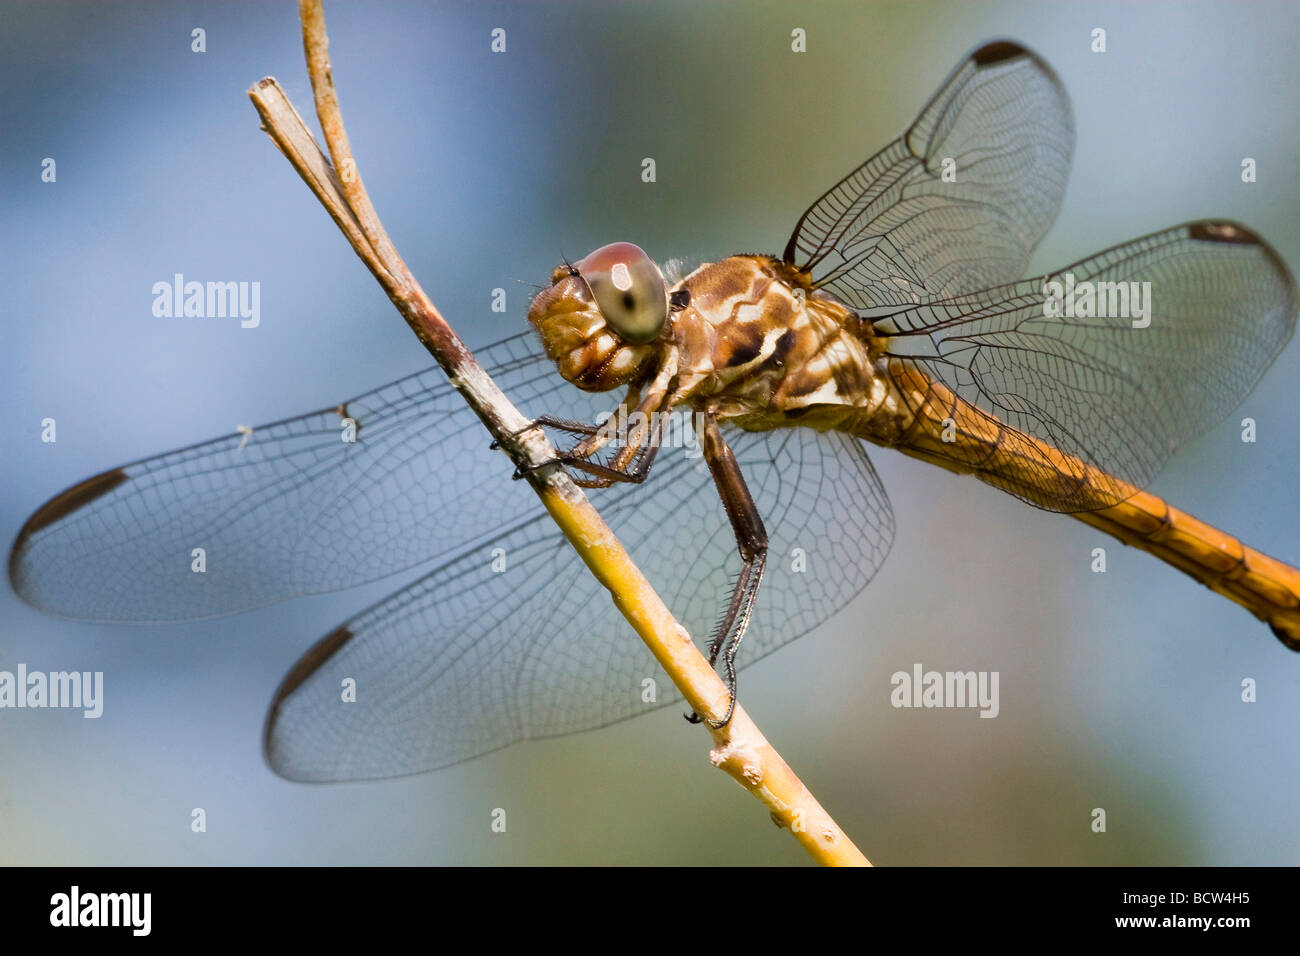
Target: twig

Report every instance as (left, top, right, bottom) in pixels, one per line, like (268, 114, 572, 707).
(245, 0, 869, 866)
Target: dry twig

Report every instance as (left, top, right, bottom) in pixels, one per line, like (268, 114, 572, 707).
(243, 0, 869, 866)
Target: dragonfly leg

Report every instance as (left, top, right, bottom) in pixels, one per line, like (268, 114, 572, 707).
(684, 411, 769, 729)
(489, 414, 603, 450)
(511, 404, 668, 487)
(558, 418, 665, 487)
(492, 380, 647, 451)
(504, 359, 680, 485)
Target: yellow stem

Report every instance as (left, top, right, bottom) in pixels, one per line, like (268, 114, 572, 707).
(240, 0, 870, 867)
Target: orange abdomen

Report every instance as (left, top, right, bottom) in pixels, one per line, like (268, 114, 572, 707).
(854, 363, 1300, 649)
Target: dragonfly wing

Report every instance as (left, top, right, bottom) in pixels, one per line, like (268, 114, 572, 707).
(10, 333, 617, 622)
(784, 40, 1073, 308)
(879, 221, 1299, 511)
(266, 427, 894, 780)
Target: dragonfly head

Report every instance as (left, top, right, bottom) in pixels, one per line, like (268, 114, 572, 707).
(528, 242, 667, 392)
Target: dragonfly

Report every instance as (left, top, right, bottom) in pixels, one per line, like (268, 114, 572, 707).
(11, 41, 1299, 782)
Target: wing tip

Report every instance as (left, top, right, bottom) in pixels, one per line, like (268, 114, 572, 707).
(9, 467, 130, 602)
(1187, 220, 1300, 330)
(1187, 220, 1263, 245)
(263, 623, 356, 780)
(13, 467, 129, 543)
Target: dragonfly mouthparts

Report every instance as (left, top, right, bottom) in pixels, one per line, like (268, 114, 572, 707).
(527, 272, 658, 392)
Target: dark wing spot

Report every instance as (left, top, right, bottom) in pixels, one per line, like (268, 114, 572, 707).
(14, 468, 128, 542)
(972, 40, 1027, 66)
(1188, 221, 1259, 245)
(264, 625, 355, 757)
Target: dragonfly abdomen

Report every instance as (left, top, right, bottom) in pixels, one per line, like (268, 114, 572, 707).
(845, 362, 1300, 650)
(1076, 492, 1300, 650)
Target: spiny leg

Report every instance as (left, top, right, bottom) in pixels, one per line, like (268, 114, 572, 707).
(506, 409, 668, 487)
(489, 414, 604, 449)
(491, 376, 646, 455)
(685, 411, 769, 729)
(715, 551, 766, 722)
(564, 412, 666, 486)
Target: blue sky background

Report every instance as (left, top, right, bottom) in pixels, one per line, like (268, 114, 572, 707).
(3, 0, 1299, 864)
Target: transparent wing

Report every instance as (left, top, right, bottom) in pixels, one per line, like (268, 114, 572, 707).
(10, 333, 620, 622)
(783, 40, 1073, 308)
(265, 427, 895, 781)
(879, 221, 1299, 511)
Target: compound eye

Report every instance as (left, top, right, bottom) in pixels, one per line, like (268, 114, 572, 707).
(576, 242, 668, 344)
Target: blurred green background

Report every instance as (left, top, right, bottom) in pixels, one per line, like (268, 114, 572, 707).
(2, 0, 1298, 865)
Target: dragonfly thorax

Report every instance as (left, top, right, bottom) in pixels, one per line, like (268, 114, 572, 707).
(665, 255, 890, 429)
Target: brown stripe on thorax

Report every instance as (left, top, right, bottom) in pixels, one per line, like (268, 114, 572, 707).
(671, 255, 887, 425)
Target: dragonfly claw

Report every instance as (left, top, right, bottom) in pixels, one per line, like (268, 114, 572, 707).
(682, 698, 736, 729)
(489, 419, 545, 451)
(511, 455, 564, 480)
